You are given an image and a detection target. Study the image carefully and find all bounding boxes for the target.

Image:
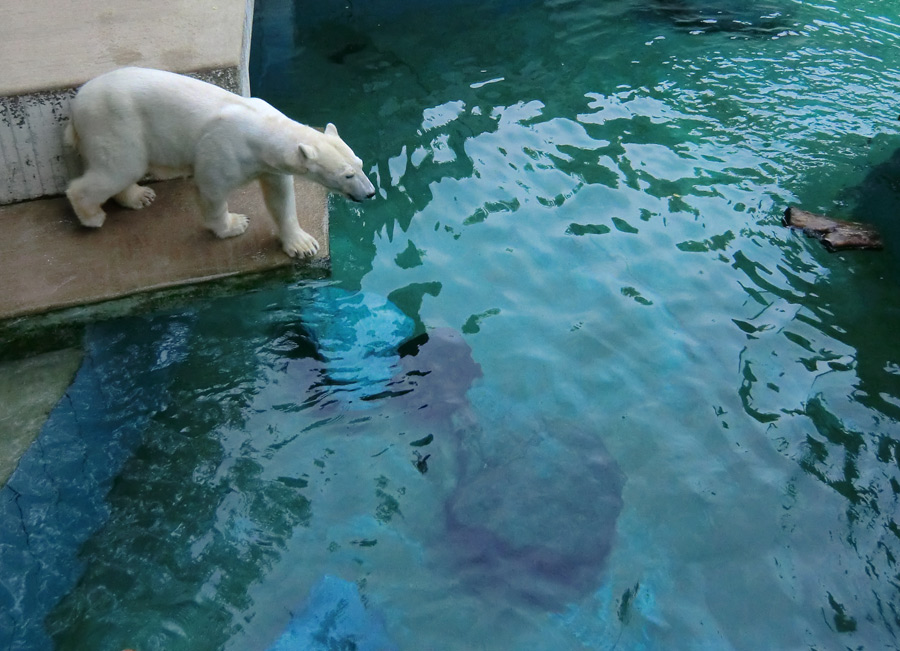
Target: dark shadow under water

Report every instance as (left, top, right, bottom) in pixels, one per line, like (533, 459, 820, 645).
(389, 328, 625, 610)
(848, 144, 900, 279)
(646, 0, 795, 36)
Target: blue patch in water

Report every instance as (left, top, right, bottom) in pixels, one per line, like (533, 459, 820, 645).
(0, 316, 191, 651)
(266, 575, 397, 651)
(298, 286, 416, 404)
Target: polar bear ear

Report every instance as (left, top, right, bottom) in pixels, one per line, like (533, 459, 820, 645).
(325, 123, 339, 137)
(298, 143, 319, 161)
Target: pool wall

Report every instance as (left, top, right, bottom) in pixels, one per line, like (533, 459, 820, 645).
(0, 0, 254, 205)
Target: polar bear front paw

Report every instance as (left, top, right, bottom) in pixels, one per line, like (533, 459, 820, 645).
(211, 213, 250, 239)
(282, 231, 320, 258)
(114, 184, 156, 210)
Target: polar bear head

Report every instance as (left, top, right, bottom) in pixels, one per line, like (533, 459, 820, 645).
(297, 123, 376, 202)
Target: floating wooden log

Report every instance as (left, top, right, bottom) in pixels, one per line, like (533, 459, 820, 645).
(782, 206, 884, 252)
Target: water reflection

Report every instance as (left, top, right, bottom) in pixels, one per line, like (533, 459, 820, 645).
(847, 141, 900, 276)
(729, 226, 900, 639)
(36, 288, 529, 649)
(248, 0, 900, 644)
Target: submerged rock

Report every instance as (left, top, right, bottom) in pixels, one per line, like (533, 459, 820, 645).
(441, 427, 625, 610)
(378, 329, 624, 610)
(0, 317, 190, 651)
(783, 206, 884, 252)
(0, 348, 82, 486)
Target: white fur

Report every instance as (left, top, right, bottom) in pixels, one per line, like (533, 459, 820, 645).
(65, 67, 376, 258)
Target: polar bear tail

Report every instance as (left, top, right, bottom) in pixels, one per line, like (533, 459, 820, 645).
(63, 122, 79, 150)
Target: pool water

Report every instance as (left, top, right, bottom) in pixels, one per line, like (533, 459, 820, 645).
(5, 0, 900, 649)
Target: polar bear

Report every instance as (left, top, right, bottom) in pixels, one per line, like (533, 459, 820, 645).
(65, 67, 376, 258)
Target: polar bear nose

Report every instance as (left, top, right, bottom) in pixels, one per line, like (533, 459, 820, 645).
(366, 189, 376, 199)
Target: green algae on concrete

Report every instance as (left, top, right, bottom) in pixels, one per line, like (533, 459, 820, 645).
(0, 348, 83, 485)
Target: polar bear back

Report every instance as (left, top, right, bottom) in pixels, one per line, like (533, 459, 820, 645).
(70, 67, 270, 170)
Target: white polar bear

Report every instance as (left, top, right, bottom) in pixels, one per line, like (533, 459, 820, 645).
(65, 67, 376, 258)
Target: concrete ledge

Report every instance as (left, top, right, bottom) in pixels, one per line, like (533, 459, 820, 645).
(0, 177, 329, 320)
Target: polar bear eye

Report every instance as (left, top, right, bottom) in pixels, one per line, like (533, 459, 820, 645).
(344, 172, 356, 179)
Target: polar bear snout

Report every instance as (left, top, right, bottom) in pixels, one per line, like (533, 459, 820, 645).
(350, 186, 377, 202)
(344, 174, 377, 202)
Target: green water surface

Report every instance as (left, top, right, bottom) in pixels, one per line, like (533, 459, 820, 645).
(10, 0, 900, 649)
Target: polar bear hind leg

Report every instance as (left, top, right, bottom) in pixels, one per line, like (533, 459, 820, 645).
(66, 132, 150, 228)
(113, 183, 157, 210)
(209, 211, 250, 239)
(66, 170, 141, 228)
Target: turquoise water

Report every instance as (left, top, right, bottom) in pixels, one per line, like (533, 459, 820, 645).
(4, 0, 900, 648)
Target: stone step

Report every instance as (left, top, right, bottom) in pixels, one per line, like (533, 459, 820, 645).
(0, 177, 329, 320)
